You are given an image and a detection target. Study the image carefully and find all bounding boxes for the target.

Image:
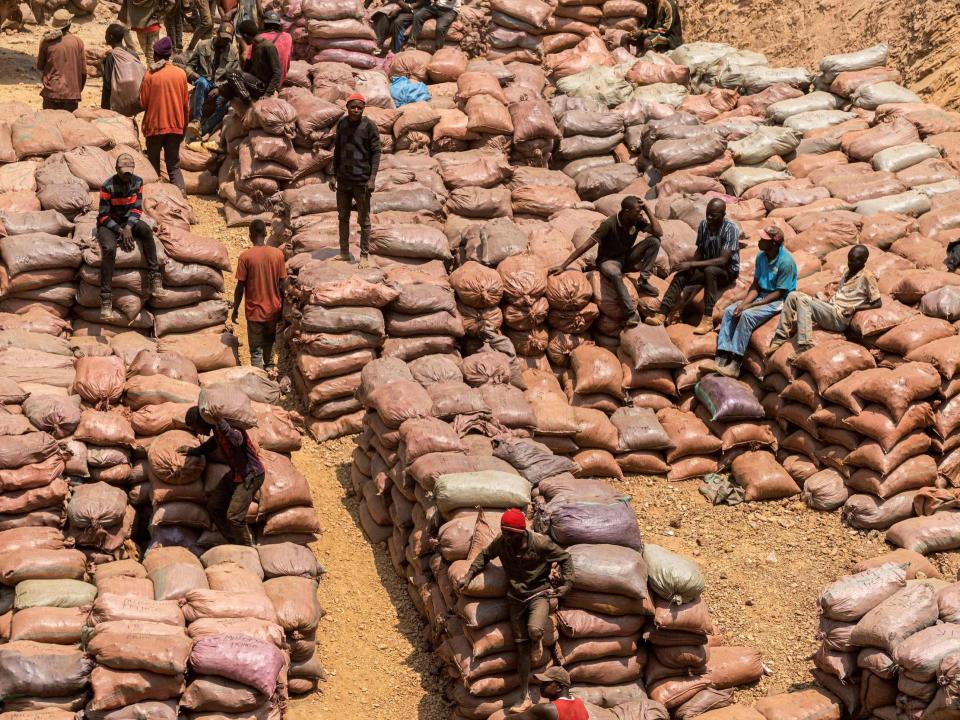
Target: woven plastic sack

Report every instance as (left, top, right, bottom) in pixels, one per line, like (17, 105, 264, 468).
(433, 471, 531, 517)
(643, 544, 704, 605)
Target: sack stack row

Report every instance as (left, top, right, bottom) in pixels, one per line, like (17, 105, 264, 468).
(343, 351, 764, 719)
(0, 537, 325, 716)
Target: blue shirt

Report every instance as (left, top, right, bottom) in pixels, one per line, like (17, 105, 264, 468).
(696, 218, 741, 275)
(754, 246, 797, 296)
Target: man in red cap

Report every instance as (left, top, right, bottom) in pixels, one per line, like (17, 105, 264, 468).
(506, 667, 588, 720)
(330, 92, 380, 269)
(458, 508, 574, 712)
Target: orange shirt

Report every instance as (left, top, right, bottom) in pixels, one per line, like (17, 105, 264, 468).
(138, 61, 189, 137)
(236, 245, 287, 322)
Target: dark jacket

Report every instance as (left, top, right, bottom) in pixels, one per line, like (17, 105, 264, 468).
(97, 173, 144, 231)
(245, 39, 281, 96)
(333, 116, 382, 185)
(186, 37, 240, 84)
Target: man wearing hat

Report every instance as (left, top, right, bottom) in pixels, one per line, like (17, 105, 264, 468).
(457, 508, 575, 712)
(507, 667, 589, 720)
(139, 36, 189, 193)
(331, 93, 381, 268)
(37, 9, 85, 111)
(767, 244, 881, 356)
(185, 22, 239, 139)
(96, 154, 163, 320)
(713, 225, 797, 378)
(258, 11, 292, 85)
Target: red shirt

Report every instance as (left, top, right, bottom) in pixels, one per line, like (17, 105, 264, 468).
(555, 698, 588, 720)
(139, 61, 189, 136)
(236, 245, 287, 322)
(256, 31, 292, 85)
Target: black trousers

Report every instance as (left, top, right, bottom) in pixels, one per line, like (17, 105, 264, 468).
(42, 98, 78, 111)
(97, 220, 160, 301)
(145, 133, 186, 193)
(336, 182, 371, 257)
(408, 5, 456, 50)
(207, 472, 264, 546)
(597, 236, 661, 314)
(660, 265, 736, 316)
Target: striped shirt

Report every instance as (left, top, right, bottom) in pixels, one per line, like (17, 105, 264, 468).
(696, 218, 741, 275)
(97, 174, 144, 232)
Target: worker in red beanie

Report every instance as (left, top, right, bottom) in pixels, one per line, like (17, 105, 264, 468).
(458, 507, 575, 713)
(330, 91, 380, 269)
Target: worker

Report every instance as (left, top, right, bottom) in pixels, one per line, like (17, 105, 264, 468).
(646, 198, 741, 334)
(164, 0, 183, 56)
(101, 23, 145, 114)
(713, 227, 796, 378)
(237, 19, 282, 97)
(258, 11, 292, 85)
(506, 668, 588, 720)
(458, 508, 574, 713)
(232, 219, 288, 373)
(186, 0, 214, 51)
(768, 244, 881, 356)
(186, 22, 239, 140)
(139, 36, 189, 194)
(621, 0, 683, 54)
(182, 407, 264, 546)
(37, 9, 85, 111)
(96, 154, 162, 320)
(370, 0, 416, 56)
(331, 93, 381, 269)
(549, 196, 662, 328)
(124, 0, 162, 64)
(405, 0, 459, 52)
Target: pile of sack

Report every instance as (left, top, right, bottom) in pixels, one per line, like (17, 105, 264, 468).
(346, 353, 763, 718)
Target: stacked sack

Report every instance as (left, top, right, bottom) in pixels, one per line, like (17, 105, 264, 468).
(297, 0, 378, 68)
(381, 265, 464, 362)
(349, 355, 764, 719)
(285, 261, 398, 441)
(811, 553, 960, 720)
(486, 0, 553, 66)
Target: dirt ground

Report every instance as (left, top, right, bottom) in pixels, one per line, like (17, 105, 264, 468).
(4, 9, 960, 719)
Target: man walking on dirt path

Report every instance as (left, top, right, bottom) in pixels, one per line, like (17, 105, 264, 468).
(331, 93, 381, 269)
(37, 10, 85, 111)
(713, 226, 796, 378)
(182, 407, 264, 546)
(646, 198, 740, 334)
(767, 244, 881, 356)
(505, 667, 588, 720)
(548, 196, 662, 328)
(457, 508, 575, 713)
(232, 219, 287, 373)
(96, 154, 163, 321)
(101, 23, 145, 114)
(140, 36, 189, 194)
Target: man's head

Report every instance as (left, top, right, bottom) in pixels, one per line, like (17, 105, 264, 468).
(249, 219, 267, 246)
(345, 93, 366, 120)
(758, 226, 784, 256)
(115, 153, 136, 181)
(500, 507, 526, 550)
(620, 195, 644, 225)
(215, 22, 234, 47)
(153, 36, 173, 60)
(533, 667, 572, 700)
(238, 19, 259, 43)
(262, 10, 282, 29)
(184, 406, 210, 435)
(105, 23, 126, 47)
(51, 8, 72, 30)
(847, 244, 870, 275)
(706, 198, 726, 230)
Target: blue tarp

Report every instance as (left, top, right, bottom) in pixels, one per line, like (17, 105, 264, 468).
(390, 75, 432, 107)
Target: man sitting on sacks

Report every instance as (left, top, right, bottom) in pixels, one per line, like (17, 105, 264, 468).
(713, 226, 797, 378)
(620, 0, 683, 55)
(96, 153, 163, 321)
(506, 667, 589, 720)
(767, 244, 881, 356)
(548, 196, 663, 328)
(457, 508, 575, 713)
(646, 197, 740, 334)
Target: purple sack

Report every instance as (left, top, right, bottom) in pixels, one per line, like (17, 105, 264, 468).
(544, 498, 642, 549)
(189, 634, 285, 696)
(694, 374, 764, 422)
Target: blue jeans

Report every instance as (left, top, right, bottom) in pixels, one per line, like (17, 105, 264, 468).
(191, 76, 228, 134)
(717, 300, 783, 358)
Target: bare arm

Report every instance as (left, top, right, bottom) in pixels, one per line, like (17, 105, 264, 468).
(551, 235, 598, 274)
(683, 248, 731, 270)
(231, 281, 245, 322)
(643, 200, 663, 239)
(507, 704, 558, 720)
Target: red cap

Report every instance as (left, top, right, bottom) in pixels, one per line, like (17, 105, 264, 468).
(346, 93, 366, 104)
(501, 508, 526, 533)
